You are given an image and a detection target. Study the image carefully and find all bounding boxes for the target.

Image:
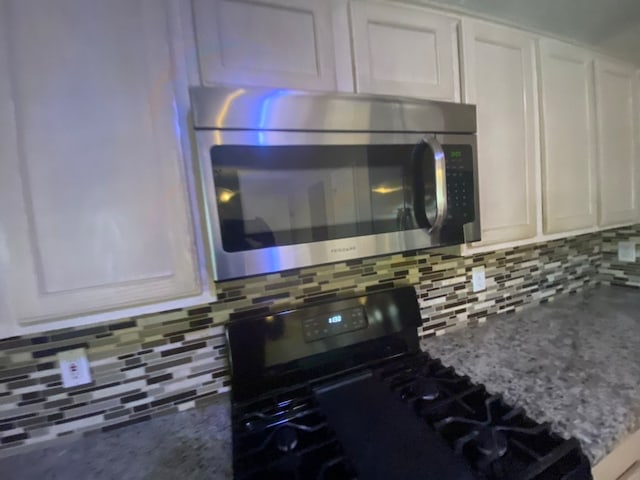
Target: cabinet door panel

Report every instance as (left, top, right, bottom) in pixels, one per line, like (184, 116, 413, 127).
(193, 0, 337, 90)
(350, 1, 459, 101)
(595, 58, 637, 226)
(462, 20, 537, 245)
(539, 39, 598, 233)
(0, 0, 199, 324)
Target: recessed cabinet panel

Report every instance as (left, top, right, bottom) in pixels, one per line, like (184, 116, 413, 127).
(350, 1, 459, 100)
(539, 39, 598, 233)
(0, 0, 200, 324)
(366, 23, 439, 85)
(595, 58, 637, 227)
(193, 0, 338, 90)
(462, 20, 537, 245)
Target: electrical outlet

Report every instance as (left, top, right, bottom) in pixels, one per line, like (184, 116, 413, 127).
(618, 241, 637, 263)
(472, 266, 486, 292)
(58, 348, 92, 388)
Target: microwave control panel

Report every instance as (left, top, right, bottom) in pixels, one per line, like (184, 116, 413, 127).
(302, 306, 368, 343)
(444, 145, 476, 225)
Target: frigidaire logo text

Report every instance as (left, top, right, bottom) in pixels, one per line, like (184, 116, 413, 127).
(330, 246, 357, 254)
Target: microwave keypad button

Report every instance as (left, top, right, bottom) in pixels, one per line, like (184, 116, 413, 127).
(446, 154, 476, 213)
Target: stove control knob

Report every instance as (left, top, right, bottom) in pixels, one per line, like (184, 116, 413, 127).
(274, 426, 299, 453)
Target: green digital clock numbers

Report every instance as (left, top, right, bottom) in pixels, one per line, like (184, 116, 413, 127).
(450, 151, 462, 158)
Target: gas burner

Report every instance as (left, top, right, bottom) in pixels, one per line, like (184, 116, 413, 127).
(377, 355, 477, 408)
(241, 419, 328, 457)
(237, 394, 318, 432)
(474, 427, 508, 458)
(433, 395, 517, 457)
(413, 377, 440, 401)
(274, 426, 299, 452)
(429, 393, 592, 479)
(233, 387, 358, 480)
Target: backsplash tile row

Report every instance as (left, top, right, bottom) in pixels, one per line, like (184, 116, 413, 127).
(600, 224, 640, 287)
(416, 235, 601, 336)
(0, 227, 630, 456)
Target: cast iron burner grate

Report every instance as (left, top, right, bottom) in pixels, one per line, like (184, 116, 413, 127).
(232, 385, 357, 480)
(375, 353, 592, 480)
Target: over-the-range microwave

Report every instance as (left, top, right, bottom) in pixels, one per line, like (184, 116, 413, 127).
(190, 86, 480, 281)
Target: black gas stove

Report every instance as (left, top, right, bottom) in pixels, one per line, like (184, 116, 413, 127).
(226, 286, 592, 480)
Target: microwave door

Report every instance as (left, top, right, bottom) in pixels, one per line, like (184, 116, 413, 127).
(213, 144, 420, 255)
(367, 161, 410, 234)
(307, 169, 363, 242)
(412, 136, 448, 232)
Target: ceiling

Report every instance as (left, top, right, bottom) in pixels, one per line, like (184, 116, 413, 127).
(400, 0, 640, 65)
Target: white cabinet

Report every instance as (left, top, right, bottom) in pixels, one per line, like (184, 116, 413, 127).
(620, 464, 640, 480)
(349, 0, 460, 101)
(0, 0, 200, 326)
(636, 71, 640, 169)
(461, 19, 538, 245)
(595, 57, 638, 227)
(594, 428, 640, 480)
(192, 0, 341, 91)
(538, 39, 598, 234)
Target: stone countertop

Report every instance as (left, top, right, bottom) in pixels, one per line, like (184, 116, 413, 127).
(0, 394, 233, 480)
(421, 285, 640, 465)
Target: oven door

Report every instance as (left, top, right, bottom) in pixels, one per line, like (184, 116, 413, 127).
(196, 131, 479, 280)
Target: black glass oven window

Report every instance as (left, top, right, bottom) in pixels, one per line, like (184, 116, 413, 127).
(211, 145, 415, 252)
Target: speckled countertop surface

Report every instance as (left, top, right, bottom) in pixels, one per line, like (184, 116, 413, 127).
(0, 394, 232, 480)
(2, 286, 639, 478)
(421, 285, 640, 465)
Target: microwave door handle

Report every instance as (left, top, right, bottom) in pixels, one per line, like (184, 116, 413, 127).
(412, 135, 448, 232)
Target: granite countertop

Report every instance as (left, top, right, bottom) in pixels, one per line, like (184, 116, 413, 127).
(0, 394, 233, 480)
(421, 285, 640, 465)
(3, 286, 640, 478)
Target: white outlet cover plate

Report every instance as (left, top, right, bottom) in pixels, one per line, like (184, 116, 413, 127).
(472, 266, 486, 292)
(618, 241, 637, 263)
(58, 348, 92, 388)
(618, 242, 636, 262)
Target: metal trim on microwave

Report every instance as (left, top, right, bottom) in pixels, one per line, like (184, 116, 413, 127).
(191, 85, 476, 133)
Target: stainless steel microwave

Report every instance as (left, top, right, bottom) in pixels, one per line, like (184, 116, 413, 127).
(191, 86, 480, 281)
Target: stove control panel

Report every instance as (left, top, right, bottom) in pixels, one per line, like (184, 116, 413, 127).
(302, 306, 367, 342)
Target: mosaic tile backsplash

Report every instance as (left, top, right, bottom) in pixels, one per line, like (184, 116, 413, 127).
(600, 224, 640, 288)
(1, 225, 637, 456)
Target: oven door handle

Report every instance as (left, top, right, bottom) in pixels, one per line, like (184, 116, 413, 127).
(412, 135, 448, 232)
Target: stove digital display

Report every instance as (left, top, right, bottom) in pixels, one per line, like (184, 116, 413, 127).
(302, 307, 367, 342)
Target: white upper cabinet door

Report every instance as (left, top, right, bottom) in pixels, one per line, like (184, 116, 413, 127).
(461, 20, 538, 245)
(595, 57, 638, 227)
(349, 1, 460, 101)
(538, 39, 598, 234)
(192, 0, 339, 90)
(0, 0, 200, 326)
